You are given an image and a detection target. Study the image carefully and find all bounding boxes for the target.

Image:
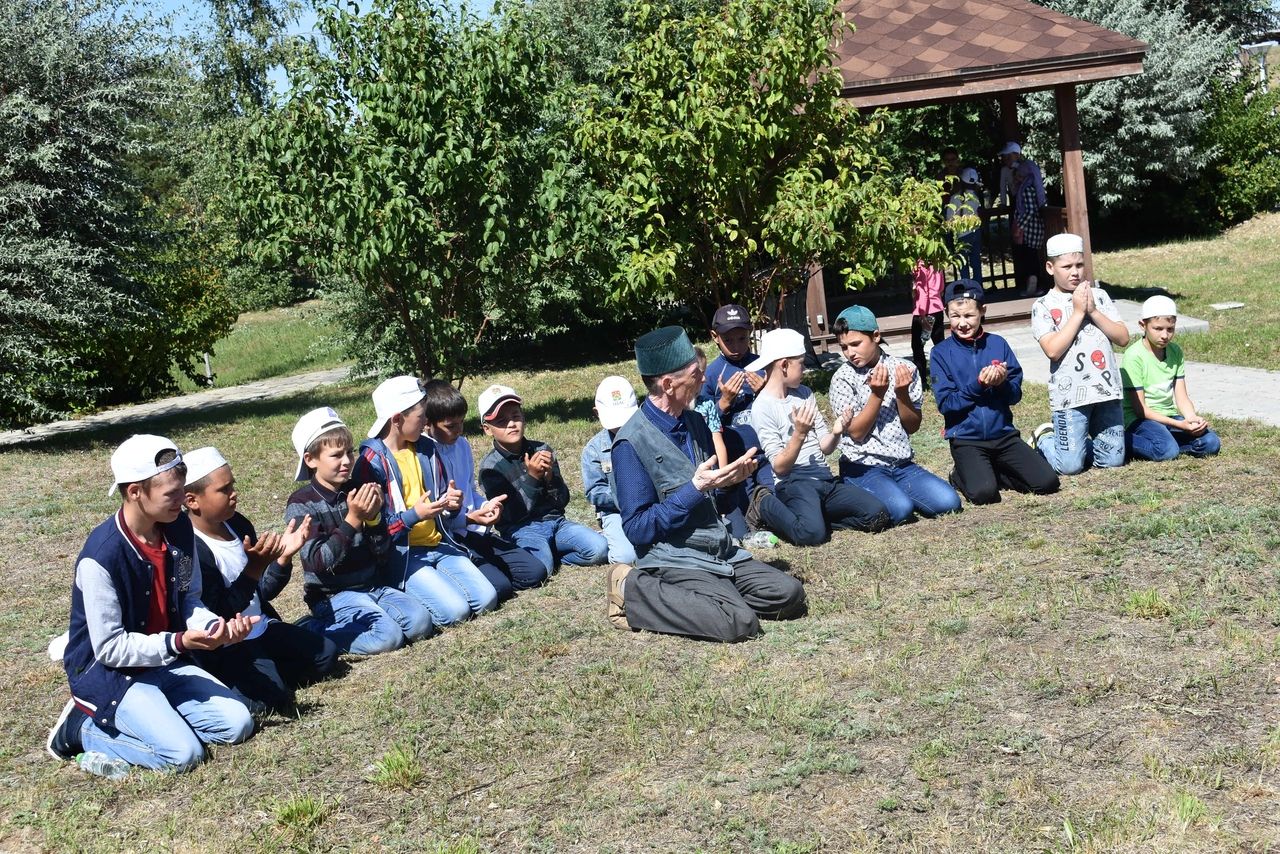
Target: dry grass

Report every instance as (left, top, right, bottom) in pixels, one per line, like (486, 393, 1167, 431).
(3, 355, 1280, 851)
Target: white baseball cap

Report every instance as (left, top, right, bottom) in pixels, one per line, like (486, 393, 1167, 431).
(999, 141, 1022, 156)
(959, 167, 982, 186)
(291, 406, 347, 481)
(594, 376, 638, 431)
(746, 328, 806, 373)
(478, 384, 523, 423)
(183, 447, 229, 486)
(1141, 295, 1178, 319)
(1045, 233, 1085, 257)
(368, 375, 426, 439)
(108, 434, 183, 497)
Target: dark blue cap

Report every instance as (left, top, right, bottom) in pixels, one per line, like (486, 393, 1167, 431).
(944, 279, 984, 305)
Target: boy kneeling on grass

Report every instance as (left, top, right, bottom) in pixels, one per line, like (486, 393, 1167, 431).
(931, 280, 1061, 505)
(478, 384, 609, 575)
(748, 328, 891, 545)
(285, 407, 434, 655)
(183, 447, 339, 715)
(420, 379, 550, 593)
(828, 305, 961, 524)
(355, 377, 499, 627)
(1122, 296, 1221, 461)
(48, 435, 255, 773)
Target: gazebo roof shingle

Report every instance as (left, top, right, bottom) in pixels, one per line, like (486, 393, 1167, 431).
(834, 0, 1147, 107)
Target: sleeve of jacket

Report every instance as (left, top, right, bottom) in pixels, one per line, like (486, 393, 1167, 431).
(931, 344, 982, 416)
(353, 446, 423, 542)
(290, 495, 356, 580)
(580, 435, 615, 513)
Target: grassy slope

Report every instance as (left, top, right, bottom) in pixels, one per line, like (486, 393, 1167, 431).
(1094, 213, 1280, 370)
(174, 301, 348, 393)
(3, 356, 1279, 852)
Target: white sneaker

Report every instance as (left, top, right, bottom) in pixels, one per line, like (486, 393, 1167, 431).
(1028, 422, 1053, 449)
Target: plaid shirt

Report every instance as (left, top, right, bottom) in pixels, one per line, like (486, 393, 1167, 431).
(1014, 180, 1045, 250)
(478, 438, 570, 534)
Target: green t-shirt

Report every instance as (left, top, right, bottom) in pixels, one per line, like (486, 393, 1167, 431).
(1121, 341, 1185, 426)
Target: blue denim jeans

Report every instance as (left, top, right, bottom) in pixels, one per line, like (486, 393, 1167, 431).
(512, 517, 609, 574)
(312, 586, 434, 656)
(839, 459, 962, 524)
(78, 662, 253, 771)
(599, 512, 638, 565)
(1126, 416, 1222, 461)
(1036, 400, 1125, 475)
(401, 543, 498, 626)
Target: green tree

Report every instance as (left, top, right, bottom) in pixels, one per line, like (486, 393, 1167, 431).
(576, 0, 955, 319)
(233, 0, 603, 381)
(1022, 0, 1235, 212)
(0, 0, 235, 427)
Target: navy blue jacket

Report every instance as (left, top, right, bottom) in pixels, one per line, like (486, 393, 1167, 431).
(930, 331, 1023, 441)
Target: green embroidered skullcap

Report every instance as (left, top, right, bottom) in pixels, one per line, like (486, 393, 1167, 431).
(635, 326, 697, 377)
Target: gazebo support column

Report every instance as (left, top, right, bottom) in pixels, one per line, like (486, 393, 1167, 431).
(1054, 83, 1093, 279)
(999, 92, 1020, 142)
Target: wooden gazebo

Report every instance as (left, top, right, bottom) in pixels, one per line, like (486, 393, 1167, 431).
(805, 0, 1148, 343)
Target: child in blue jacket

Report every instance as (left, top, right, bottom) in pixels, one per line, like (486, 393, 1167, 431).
(930, 280, 1060, 505)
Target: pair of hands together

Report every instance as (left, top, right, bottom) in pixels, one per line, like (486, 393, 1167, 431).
(718, 370, 764, 408)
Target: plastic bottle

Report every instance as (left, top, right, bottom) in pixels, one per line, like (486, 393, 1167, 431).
(76, 752, 130, 780)
(745, 531, 779, 549)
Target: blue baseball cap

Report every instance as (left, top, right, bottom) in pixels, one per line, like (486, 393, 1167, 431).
(944, 279, 985, 305)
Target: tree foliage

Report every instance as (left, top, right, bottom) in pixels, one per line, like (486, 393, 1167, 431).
(0, 0, 235, 428)
(1195, 74, 1280, 225)
(234, 0, 604, 381)
(576, 0, 956, 319)
(1023, 0, 1235, 212)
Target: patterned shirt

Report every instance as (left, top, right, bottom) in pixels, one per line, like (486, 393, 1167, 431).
(692, 393, 723, 433)
(829, 351, 921, 467)
(1031, 286, 1123, 410)
(1014, 180, 1045, 250)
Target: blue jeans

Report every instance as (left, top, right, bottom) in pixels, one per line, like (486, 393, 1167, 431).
(401, 544, 498, 626)
(512, 517, 609, 574)
(1126, 416, 1222, 461)
(1036, 400, 1125, 475)
(79, 662, 253, 771)
(599, 512, 638, 565)
(312, 586, 434, 656)
(759, 475, 891, 546)
(839, 459, 962, 525)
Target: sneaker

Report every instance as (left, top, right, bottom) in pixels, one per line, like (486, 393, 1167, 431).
(1029, 422, 1053, 449)
(606, 563, 633, 631)
(745, 484, 771, 533)
(47, 699, 87, 760)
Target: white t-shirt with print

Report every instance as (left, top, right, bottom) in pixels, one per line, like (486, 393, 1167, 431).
(194, 524, 268, 640)
(1030, 286, 1123, 410)
(828, 351, 921, 466)
(750, 385, 833, 482)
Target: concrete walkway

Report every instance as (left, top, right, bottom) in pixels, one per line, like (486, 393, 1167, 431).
(882, 299, 1280, 427)
(0, 367, 352, 449)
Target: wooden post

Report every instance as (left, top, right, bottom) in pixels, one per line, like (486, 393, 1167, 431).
(805, 263, 830, 353)
(998, 92, 1020, 142)
(1055, 84, 1092, 279)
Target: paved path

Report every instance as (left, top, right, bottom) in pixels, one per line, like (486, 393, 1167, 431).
(0, 367, 352, 449)
(882, 299, 1280, 428)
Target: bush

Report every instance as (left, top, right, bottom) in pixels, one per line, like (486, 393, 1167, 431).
(1197, 75, 1280, 226)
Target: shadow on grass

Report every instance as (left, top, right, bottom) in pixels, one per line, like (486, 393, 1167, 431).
(1095, 280, 1181, 302)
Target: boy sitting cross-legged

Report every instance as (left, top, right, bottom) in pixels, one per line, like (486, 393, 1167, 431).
(478, 385, 609, 575)
(1122, 296, 1222, 461)
(355, 376, 499, 626)
(47, 435, 255, 773)
(184, 447, 338, 714)
(749, 328, 891, 545)
(828, 306, 961, 525)
(931, 280, 1061, 504)
(420, 379, 549, 593)
(285, 407, 434, 655)
(1029, 232, 1130, 475)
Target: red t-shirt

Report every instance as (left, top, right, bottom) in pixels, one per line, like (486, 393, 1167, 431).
(122, 520, 170, 634)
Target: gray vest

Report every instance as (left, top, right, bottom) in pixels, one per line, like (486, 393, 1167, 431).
(614, 406, 750, 576)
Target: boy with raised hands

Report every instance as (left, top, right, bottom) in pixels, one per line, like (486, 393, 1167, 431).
(355, 376, 499, 627)
(748, 328, 891, 545)
(47, 435, 255, 773)
(285, 407, 434, 655)
(183, 447, 338, 714)
(1029, 232, 1130, 475)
